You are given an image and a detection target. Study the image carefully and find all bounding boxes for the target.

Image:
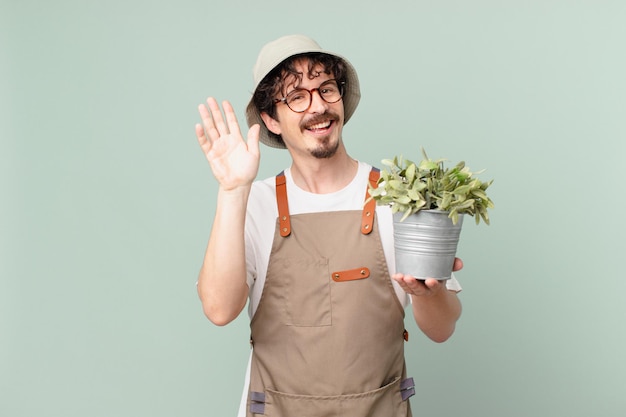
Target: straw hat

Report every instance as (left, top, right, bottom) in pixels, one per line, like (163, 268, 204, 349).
(245, 34, 361, 149)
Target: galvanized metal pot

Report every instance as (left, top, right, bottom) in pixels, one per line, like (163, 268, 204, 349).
(392, 210, 464, 280)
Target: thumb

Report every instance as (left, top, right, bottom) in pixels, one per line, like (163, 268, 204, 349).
(452, 257, 464, 272)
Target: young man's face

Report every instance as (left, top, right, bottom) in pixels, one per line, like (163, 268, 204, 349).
(261, 59, 345, 159)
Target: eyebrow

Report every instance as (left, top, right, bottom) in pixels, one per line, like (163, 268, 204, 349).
(284, 77, 334, 95)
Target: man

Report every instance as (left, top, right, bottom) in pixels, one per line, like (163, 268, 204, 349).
(195, 34, 462, 417)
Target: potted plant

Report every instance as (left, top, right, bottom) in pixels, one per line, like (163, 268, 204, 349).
(368, 148, 494, 280)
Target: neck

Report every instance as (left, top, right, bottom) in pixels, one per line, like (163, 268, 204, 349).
(289, 149, 358, 194)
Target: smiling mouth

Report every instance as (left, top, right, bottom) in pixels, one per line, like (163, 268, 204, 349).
(305, 120, 333, 132)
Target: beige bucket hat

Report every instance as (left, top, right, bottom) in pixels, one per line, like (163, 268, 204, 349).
(245, 34, 361, 149)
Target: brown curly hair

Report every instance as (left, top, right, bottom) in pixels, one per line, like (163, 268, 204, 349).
(251, 53, 348, 146)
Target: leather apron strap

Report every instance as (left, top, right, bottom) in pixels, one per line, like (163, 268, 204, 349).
(275, 172, 291, 237)
(275, 168, 380, 237)
(361, 167, 380, 234)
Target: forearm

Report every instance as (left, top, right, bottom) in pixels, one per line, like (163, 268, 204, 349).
(411, 288, 462, 343)
(197, 186, 251, 326)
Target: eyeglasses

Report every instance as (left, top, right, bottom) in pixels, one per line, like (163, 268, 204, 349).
(275, 79, 345, 113)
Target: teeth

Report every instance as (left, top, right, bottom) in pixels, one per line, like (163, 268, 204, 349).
(307, 121, 331, 130)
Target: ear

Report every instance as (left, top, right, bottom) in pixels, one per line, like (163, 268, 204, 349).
(260, 112, 281, 136)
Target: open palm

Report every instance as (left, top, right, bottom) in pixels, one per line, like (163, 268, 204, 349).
(195, 98, 261, 191)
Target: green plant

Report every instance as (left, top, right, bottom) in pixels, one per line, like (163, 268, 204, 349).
(368, 148, 494, 225)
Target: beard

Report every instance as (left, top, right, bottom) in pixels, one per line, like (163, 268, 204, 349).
(302, 111, 342, 159)
(310, 136, 340, 159)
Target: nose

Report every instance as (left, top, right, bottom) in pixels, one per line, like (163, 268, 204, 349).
(307, 88, 328, 113)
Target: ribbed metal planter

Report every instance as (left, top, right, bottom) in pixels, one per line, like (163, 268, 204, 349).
(393, 210, 464, 280)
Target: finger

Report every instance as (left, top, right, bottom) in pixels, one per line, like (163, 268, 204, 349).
(247, 124, 261, 158)
(452, 257, 464, 272)
(198, 102, 219, 144)
(395, 280, 413, 294)
(391, 273, 406, 285)
(392, 273, 415, 284)
(206, 97, 230, 137)
(423, 278, 442, 289)
(393, 273, 425, 293)
(195, 123, 212, 154)
(222, 100, 242, 137)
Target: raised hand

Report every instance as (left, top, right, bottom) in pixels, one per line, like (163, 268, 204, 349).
(195, 98, 261, 191)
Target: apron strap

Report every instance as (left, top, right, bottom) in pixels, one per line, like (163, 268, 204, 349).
(276, 172, 291, 237)
(361, 168, 380, 235)
(276, 167, 379, 237)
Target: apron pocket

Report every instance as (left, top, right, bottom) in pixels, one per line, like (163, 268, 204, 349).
(261, 377, 407, 417)
(280, 257, 332, 327)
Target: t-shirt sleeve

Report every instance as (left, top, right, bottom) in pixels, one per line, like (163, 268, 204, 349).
(446, 273, 462, 292)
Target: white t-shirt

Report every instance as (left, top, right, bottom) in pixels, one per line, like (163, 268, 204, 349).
(237, 161, 461, 416)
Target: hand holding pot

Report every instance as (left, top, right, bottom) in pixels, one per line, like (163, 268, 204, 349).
(393, 258, 463, 343)
(392, 257, 463, 297)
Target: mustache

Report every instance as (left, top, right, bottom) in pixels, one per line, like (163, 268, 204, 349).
(300, 111, 340, 129)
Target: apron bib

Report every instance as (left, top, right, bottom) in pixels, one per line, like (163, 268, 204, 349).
(247, 170, 414, 416)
